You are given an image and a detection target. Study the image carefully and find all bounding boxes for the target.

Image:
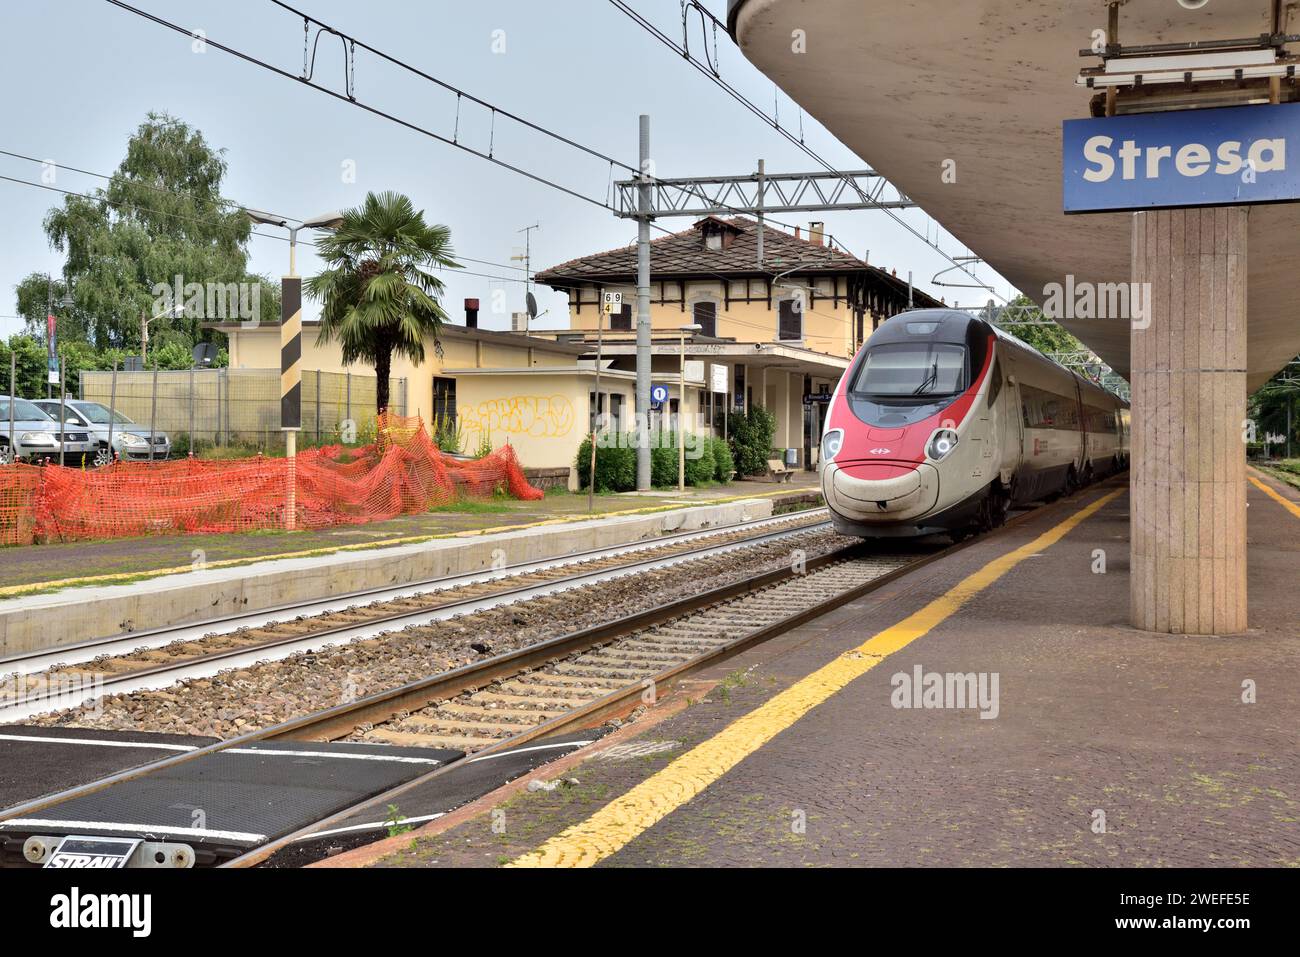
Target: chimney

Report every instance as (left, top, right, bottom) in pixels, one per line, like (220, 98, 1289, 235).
(464, 298, 479, 329)
(794, 226, 801, 240)
(809, 222, 824, 246)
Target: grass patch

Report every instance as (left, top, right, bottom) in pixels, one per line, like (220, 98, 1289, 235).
(1258, 463, 1300, 491)
(428, 498, 514, 514)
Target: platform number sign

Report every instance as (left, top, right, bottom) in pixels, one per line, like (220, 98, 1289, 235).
(650, 384, 669, 407)
(602, 291, 623, 315)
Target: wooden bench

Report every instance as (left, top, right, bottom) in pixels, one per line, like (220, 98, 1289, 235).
(766, 458, 794, 483)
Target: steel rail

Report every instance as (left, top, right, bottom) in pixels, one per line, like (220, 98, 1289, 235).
(0, 517, 845, 826)
(0, 507, 826, 676)
(0, 511, 830, 722)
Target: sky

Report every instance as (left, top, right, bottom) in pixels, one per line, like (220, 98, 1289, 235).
(0, 0, 1016, 340)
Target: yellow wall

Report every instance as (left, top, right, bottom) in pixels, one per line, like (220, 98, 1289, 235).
(225, 325, 712, 484)
(454, 374, 637, 477)
(227, 325, 575, 428)
(562, 277, 865, 358)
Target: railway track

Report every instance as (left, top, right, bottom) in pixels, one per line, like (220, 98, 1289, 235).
(0, 484, 1110, 869)
(352, 557, 909, 752)
(0, 509, 831, 723)
(0, 528, 947, 868)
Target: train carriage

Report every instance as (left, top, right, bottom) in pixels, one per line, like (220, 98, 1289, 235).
(820, 309, 1128, 540)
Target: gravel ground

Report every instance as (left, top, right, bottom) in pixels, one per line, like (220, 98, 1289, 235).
(30, 528, 851, 738)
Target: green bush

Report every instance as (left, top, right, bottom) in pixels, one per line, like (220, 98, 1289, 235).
(650, 439, 677, 487)
(575, 433, 636, 492)
(709, 436, 734, 482)
(727, 405, 778, 476)
(684, 435, 715, 486)
(577, 432, 726, 490)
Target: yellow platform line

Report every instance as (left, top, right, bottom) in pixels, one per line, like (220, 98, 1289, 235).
(1249, 475, 1300, 519)
(509, 487, 1125, 868)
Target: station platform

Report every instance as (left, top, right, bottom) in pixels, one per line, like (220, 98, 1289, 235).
(0, 480, 818, 659)
(330, 471, 1300, 868)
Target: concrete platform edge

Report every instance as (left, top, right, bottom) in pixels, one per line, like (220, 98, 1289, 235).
(0, 498, 776, 658)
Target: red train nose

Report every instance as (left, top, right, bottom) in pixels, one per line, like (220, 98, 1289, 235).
(837, 462, 917, 482)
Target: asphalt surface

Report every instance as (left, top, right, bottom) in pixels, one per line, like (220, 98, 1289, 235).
(364, 477, 1300, 868)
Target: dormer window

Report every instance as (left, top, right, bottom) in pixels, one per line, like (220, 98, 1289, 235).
(705, 232, 723, 251)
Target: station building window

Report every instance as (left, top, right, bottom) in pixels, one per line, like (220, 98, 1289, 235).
(433, 377, 457, 426)
(692, 301, 717, 338)
(778, 298, 802, 341)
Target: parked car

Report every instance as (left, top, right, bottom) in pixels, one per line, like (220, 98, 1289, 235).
(31, 399, 172, 464)
(0, 395, 97, 465)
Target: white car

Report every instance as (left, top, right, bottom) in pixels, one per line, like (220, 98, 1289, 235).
(32, 399, 171, 465)
(0, 395, 97, 465)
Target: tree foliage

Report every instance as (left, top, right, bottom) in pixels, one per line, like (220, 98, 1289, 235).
(306, 191, 458, 413)
(993, 295, 1085, 357)
(34, 112, 255, 350)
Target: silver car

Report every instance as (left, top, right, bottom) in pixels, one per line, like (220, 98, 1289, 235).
(32, 399, 172, 465)
(0, 395, 97, 465)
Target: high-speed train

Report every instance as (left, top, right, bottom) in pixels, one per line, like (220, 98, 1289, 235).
(820, 309, 1129, 539)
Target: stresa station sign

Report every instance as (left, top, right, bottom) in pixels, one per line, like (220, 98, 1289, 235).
(1063, 102, 1300, 213)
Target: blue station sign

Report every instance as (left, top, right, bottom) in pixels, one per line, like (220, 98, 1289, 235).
(1063, 102, 1300, 214)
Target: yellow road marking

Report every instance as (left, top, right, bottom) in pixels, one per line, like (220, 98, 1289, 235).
(1249, 475, 1300, 519)
(509, 487, 1125, 868)
(0, 486, 812, 599)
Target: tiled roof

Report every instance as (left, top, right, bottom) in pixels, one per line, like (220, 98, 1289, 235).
(535, 216, 869, 282)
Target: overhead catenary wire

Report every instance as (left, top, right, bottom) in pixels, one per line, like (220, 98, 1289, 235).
(0, 171, 296, 247)
(606, 0, 1006, 302)
(103, 0, 618, 213)
(94, 0, 970, 335)
(0, 147, 302, 226)
(0, 154, 533, 277)
(104, 0, 868, 255)
(264, 0, 866, 248)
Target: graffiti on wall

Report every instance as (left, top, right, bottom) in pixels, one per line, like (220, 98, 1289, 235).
(459, 394, 576, 439)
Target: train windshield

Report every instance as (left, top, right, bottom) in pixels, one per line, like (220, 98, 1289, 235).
(850, 343, 967, 397)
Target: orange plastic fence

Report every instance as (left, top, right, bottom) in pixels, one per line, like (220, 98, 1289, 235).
(2, 414, 543, 546)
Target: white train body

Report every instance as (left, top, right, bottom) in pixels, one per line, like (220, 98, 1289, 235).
(820, 309, 1128, 539)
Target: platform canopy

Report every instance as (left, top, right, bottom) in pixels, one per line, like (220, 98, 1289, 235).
(728, 0, 1300, 391)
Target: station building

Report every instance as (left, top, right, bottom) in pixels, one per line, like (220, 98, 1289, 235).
(220, 319, 616, 485)
(221, 215, 931, 486)
(533, 215, 938, 470)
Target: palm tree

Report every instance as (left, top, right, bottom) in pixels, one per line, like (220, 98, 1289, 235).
(306, 191, 458, 414)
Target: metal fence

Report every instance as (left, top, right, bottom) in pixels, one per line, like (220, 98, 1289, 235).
(78, 368, 408, 449)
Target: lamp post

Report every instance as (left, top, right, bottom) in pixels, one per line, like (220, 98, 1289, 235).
(245, 209, 344, 530)
(678, 323, 702, 493)
(141, 302, 184, 366)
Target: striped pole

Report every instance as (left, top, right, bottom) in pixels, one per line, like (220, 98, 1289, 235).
(281, 275, 302, 530)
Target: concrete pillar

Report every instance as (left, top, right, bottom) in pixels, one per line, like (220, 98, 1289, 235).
(1130, 207, 1247, 635)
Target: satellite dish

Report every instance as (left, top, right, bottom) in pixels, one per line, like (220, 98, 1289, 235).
(192, 343, 219, 368)
(526, 292, 538, 320)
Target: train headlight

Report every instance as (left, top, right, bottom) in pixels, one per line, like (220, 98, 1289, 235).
(821, 429, 844, 462)
(926, 429, 959, 461)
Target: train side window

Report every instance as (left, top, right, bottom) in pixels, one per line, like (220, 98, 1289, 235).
(986, 358, 1003, 408)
